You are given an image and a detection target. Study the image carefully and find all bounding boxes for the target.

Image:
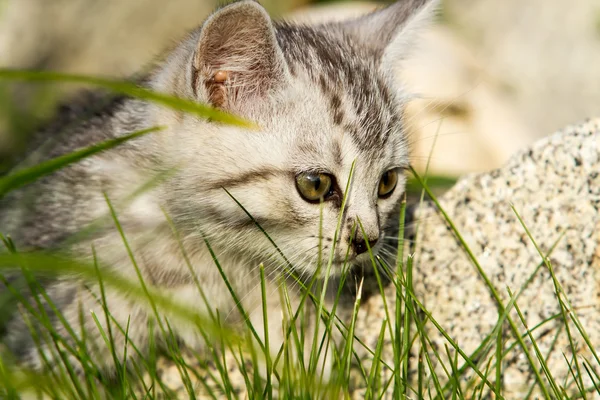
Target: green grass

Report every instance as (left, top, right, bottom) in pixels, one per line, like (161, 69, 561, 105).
(0, 70, 598, 399)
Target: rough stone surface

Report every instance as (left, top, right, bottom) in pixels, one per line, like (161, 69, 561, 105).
(354, 118, 600, 398)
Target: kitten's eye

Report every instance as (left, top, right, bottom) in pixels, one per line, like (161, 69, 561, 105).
(295, 173, 333, 202)
(378, 169, 398, 198)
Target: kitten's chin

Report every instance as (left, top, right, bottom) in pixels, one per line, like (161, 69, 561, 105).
(317, 256, 360, 277)
(295, 250, 381, 279)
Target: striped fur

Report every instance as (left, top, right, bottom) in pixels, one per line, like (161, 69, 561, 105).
(0, 0, 436, 378)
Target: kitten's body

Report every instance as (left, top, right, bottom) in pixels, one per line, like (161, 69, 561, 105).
(0, 0, 434, 377)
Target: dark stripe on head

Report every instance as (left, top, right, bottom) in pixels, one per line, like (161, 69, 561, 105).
(275, 23, 402, 153)
(206, 168, 283, 190)
(332, 140, 343, 165)
(330, 93, 344, 125)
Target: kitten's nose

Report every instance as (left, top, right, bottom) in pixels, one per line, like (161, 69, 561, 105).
(352, 237, 378, 255)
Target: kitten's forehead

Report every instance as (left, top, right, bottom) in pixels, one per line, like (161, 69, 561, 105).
(275, 23, 403, 155)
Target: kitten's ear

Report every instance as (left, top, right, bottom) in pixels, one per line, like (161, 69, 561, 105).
(335, 0, 438, 71)
(192, 0, 286, 109)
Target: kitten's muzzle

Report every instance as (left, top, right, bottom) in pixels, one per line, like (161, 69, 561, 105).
(352, 237, 378, 255)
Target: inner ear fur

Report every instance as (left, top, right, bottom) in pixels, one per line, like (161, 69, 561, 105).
(332, 0, 438, 69)
(192, 1, 286, 109)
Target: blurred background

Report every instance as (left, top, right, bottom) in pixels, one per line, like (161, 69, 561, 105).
(0, 0, 599, 178)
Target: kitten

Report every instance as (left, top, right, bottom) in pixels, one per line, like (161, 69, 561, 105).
(0, 0, 435, 379)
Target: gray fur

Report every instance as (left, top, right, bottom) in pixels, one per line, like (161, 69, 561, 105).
(0, 0, 435, 377)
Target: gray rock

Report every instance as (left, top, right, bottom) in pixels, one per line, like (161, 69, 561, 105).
(355, 118, 600, 398)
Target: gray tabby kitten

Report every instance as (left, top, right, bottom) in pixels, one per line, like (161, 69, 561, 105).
(0, 0, 434, 376)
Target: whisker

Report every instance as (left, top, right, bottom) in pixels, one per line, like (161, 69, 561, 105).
(382, 236, 417, 243)
(222, 247, 315, 321)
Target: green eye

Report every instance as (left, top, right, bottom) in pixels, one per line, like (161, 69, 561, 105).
(378, 169, 398, 198)
(295, 172, 333, 202)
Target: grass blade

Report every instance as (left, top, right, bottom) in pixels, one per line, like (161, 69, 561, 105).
(365, 319, 387, 399)
(0, 126, 163, 197)
(511, 204, 587, 395)
(0, 69, 254, 128)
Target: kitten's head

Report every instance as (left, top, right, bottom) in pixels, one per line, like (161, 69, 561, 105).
(152, 0, 436, 277)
